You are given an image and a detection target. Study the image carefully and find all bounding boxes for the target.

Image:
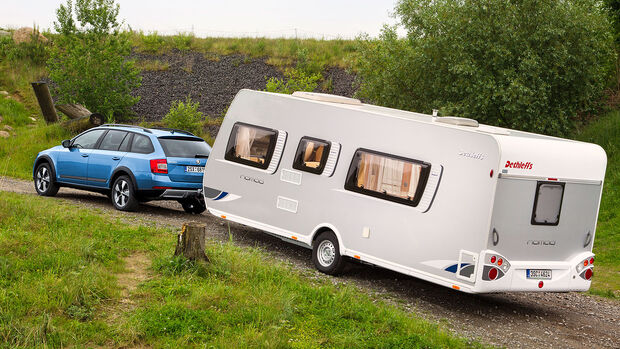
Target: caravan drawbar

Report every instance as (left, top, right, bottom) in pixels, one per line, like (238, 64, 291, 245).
(202, 89, 606, 293)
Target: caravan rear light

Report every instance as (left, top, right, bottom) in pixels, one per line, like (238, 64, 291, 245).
(490, 169, 494, 178)
(589, 257, 594, 265)
(497, 258, 503, 266)
(584, 268, 593, 280)
(150, 159, 168, 174)
(490, 255, 496, 264)
(488, 267, 498, 280)
(538, 281, 544, 288)
(583, 260, 589, 267)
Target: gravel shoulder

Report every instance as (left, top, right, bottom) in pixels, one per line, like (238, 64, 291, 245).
(1, 176, 618, 348)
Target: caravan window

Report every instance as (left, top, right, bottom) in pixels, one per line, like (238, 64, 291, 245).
(531, 182, 565, 226)
(225, 122, 278, 170)
(345, 149, 430, 207)
(293, 137, 331, 174)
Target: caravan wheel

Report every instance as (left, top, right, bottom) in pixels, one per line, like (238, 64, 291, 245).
(312, 231, 346, 275)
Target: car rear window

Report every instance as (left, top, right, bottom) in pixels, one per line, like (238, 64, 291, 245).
(159, 137, 212, 158)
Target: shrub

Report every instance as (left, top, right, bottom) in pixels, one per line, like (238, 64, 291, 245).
(265, 69, 321, 94)
(140, 31, 165, 53)
(163, 96, 204, 135)
(0, 27, 48, 65)
(47, 0, 141, 121)
(355, 0, 616, 136)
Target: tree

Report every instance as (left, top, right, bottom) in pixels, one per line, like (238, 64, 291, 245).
(48, 0, 141, 121)
(355, 0, 616, 136)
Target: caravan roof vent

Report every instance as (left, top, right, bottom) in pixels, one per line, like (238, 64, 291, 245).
(434, 116, 479, 127)
(292, 91, 362, 105)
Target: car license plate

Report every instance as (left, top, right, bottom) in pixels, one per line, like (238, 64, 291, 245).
(185, 166, 204, 173)
(526, 269, 552, 280)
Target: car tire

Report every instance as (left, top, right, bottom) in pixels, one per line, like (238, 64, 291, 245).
(180, 198, 206, 214)
(111, 175, 139, 211)
(33, 162, 59, 197)
(312, 230, 346, 275)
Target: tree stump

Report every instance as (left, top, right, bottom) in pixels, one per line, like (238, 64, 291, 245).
(174, 222, 209, 262)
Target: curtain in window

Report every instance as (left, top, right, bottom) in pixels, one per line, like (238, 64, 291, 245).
(235, 126, 257, 158)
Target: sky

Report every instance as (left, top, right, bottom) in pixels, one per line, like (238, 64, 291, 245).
(1, 0, 400, 39)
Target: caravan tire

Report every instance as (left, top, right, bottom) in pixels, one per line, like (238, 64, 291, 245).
(312, 231, 346, 275)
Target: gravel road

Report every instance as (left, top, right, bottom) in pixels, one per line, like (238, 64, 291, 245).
(1, 176, 618, 348)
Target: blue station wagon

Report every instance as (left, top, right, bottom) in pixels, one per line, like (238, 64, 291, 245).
(33, 124, 211, 213)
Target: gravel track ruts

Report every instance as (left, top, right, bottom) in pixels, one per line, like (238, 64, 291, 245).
(1, 176, 618, 348)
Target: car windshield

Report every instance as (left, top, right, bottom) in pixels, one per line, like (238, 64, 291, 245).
(159, 137, 212, 158)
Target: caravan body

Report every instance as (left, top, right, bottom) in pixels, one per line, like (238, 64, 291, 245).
(202, 89, 606, 293)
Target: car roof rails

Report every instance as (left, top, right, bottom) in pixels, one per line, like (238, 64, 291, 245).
(150, 127, 196, 136)
(100, 124, 153, 133)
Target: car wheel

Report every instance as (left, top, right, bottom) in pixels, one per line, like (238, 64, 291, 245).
(180, 198, 206, 214)
(312, 230, 346, 275)
(34, 162, 59, 197)
(111, 175, 138, 211)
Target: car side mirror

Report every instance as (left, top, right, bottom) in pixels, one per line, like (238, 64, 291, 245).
(61, 139, 72, 148)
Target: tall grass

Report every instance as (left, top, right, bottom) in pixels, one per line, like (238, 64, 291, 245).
(574, 110, 620, 298)
(0, 192, 480, 348)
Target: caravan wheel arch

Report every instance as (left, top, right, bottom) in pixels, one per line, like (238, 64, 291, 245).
(311, 223, 346, 255)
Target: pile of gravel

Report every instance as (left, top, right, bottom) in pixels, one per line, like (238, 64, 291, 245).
(131, 51, 357, 121)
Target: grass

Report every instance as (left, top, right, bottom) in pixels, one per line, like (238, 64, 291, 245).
(135, 59, 170, 72)
(130, 31, 357, 69)
(574, 110, 620, 298)
(0, 97, 33, 127)
(0, 192, 480, 348)
(0, 123, 71, 180)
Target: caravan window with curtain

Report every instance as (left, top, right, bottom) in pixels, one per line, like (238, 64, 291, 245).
(293, 137, 331, 174)
(225, 122, 278, 169)
(345, 149, 431, 207)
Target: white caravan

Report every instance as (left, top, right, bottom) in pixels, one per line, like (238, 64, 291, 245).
(202, 89, 606, 293)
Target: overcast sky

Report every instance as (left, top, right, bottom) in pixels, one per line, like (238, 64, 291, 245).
(1, 0, 399, 39)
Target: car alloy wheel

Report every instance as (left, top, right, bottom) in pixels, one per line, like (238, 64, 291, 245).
(113, 179, 130, 208)
(35, 166, 50, 193)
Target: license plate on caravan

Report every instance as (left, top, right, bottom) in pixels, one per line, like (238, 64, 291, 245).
(185, 166, 204, 173)
(526, 269, 552, 280)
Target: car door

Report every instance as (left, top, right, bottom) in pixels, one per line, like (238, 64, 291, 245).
(87, 130, 130, 187)
(56, 129, 106, 185)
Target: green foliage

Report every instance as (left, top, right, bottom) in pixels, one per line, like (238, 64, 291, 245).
(162, 96, 204, 135)
(172, 32, 194, 51)
(604, 0, 620, 44)
(0, 28, 48, 65)
(265, 69, 321, 94)
(139, 30, 165, 53)
(47, 0, 141, 121)
(355, 0, 616, 136)
(574, 110, 620, 298)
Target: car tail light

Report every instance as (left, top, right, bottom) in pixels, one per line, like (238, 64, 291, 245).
(576, 256, 594, 280)
(150, 159, 168, 174)
(488, 267, 498, 280)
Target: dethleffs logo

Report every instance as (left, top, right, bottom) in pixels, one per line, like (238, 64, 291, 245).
(505, 160, 533, 170)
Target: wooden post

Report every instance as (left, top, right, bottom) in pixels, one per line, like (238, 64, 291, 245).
(56, 104, 92, 119)
(61, 113, 105, 133)
(31, 82, 59, 123)
(174, 223, 209, 262)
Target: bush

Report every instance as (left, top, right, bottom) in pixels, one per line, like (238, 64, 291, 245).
(140, 31, 165, 53)
(163, 96, 204, 135)
(47, 0, 141, 121)
(265, 69, 321, 94)
(355, 0, 616, 136)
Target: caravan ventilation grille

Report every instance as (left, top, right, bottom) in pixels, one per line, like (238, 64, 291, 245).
(434, 116, 479, 127)
(292, 91, 362, 105)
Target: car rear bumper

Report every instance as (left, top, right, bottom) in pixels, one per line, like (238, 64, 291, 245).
(159, 188, 202, 200)
(471, 250, 594, 293)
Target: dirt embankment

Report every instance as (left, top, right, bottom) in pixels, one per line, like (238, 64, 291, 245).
(130, 51, 357, 121)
